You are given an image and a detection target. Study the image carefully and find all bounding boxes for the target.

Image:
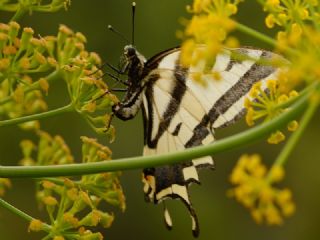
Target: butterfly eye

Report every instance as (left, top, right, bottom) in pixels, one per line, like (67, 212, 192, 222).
(118, 55, 129, 73)
(126, 47, 136, 56)
(124, 45, 136, 57)
(143, 167, 155, 176)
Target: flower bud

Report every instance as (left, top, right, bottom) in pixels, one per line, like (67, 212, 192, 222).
(8, 22, 20, 42)
(20, 28, 34, 51)
(28, 219, 44, 232)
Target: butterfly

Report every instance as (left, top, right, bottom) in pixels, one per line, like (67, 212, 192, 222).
(110, 43, 281, 237)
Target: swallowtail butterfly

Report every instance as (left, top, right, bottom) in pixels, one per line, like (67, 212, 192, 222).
(109, 3, 282, 238)
(111, 45, 280, 237)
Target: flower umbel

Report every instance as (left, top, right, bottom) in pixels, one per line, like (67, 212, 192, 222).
(23, 134, 125, 239)
(245, 79, 299, 144)
(261, 0, 318, 29)
(228, 154, 295, 225)
(20, 130, 74, 166)
(58, 24, 118, 139)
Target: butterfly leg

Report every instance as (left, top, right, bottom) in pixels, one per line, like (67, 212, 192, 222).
(88, 61, 126, 76)
(104, 112, 115, 132)
(110, 88, 128, 92)
(99, 71, 129, 86)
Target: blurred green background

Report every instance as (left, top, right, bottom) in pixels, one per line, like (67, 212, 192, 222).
(1, 0, 320, 239)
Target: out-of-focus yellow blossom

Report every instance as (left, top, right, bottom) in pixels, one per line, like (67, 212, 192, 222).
(28, 219, 45, 232)
(287, 120, 299, 132)
(275, 26, 320, 95)
(260, 1, 320, 95)
(180, 0, 242, 83)
(267, 130, 286, 144)
(0, 178, 11, 196)
(262, 0, 317, 29)
(228, 154, 295, 225)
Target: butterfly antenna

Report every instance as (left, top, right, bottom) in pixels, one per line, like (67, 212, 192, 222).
(107, 25, 130, 44)
(132, 2, 136, 45)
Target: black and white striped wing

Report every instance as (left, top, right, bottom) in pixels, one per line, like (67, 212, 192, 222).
(141, 47, 280, 237)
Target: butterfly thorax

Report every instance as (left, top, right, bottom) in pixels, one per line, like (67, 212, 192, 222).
(112, 45, 147, 120)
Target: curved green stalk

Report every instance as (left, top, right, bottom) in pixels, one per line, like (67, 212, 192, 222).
(0, 198, 51, 232)
(0, 89, 311, 178)
(0, 4, 19, 12)
(272, 94, 320, 168)
(235, 21, 298, 56)
(10, 5, 27, 22)
(235, 22, 277, 47)
(0, 103, 74, 127)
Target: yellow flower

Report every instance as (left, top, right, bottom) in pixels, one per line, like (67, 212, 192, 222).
(269, 165, 285, 182)
(0, 178, 11, 196)
(287, 120, 299, 132)
(266, 0, 280, 8)
(267, 131, 286, 144)
(53, 236, 65, 240)
(262, 0, 314, 28)
(228, 154, 295, 225)
(43, 196, 58, 206)
(265, 14, 276, 28)
(28, 219, 44, 232)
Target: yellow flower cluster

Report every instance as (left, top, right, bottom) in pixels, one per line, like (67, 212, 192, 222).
(263, 0, 318, 28)
(0, 22, 54, 129)
(180, 0, 242, 84)
(245, 79, 299, 144)
(58, 25, 118, 138)
(228, 154, 295, 225)
(261, 1, 320, 93)
(20, 130, 74, 166)
(276, 25, 320, 94)
(0, 0, 70, 14)
(26, 135, 125, 239)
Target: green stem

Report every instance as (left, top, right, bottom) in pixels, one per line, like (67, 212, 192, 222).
(0, 70, 61, 106)
(235, 22, 277, 47)
(0, 4, 19, 12)
(272, 94, 320, 168)
(0, 103, 74, 127)
(235, 21, 297, 56)
(0, 197, 51, 232)
(276, 82, 317, 110)
(0, 87, 312, 178)
(10, 5, 27, 22)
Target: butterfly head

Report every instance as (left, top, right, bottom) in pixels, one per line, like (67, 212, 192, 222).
(119, 45, 146, 82)
(142, 167, 156, 203)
